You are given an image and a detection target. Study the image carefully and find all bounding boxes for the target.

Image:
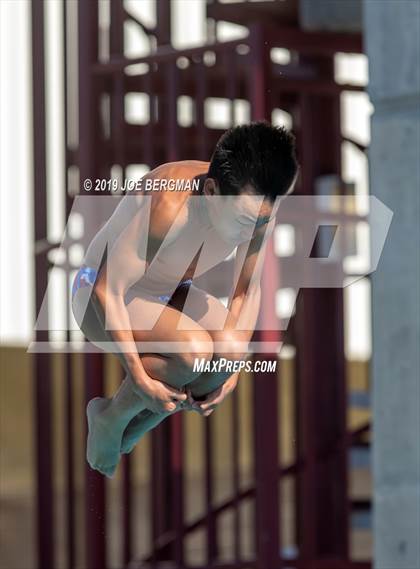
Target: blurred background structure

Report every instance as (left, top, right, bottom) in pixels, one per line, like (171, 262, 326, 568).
(0, 1, 418, 569)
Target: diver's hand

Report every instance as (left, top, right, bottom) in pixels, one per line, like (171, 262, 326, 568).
(189, 374, 239, 417)
(137, 377, 187, 414)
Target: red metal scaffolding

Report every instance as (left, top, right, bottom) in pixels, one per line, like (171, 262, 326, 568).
(31, 1, 370, 568)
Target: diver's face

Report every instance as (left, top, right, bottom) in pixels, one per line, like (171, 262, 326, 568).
(203, 180, 279, 244)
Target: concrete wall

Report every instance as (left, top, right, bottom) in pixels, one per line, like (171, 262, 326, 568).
(300, 0, 362, 32)
(363, 2, 420, 568)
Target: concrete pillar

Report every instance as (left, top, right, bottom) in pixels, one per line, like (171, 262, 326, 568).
(363, 2, 420, 568)
(300, 0, 362, 32)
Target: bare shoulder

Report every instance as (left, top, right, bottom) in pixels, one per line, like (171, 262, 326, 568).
(149, 160, 210, 180)
(146, 160, 209, 239)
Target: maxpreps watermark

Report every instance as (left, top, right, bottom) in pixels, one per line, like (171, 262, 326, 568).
(83, 177, 200, 192)
(193, 358, 277, 374)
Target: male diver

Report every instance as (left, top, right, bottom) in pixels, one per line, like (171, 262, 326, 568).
(72, 121, 298, 477)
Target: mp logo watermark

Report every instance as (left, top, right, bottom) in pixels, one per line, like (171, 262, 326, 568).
(30, 193, 393, 354)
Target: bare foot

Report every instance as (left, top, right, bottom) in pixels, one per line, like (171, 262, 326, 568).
(86, 397, 122, 477)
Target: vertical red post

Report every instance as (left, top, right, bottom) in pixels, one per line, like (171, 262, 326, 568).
(145, 67, 156, 169)
(204, 419, 218, 563)
(156, 0, 171, 46)
(247, 22, 282, 569)
(294, 56, 349, 564)
(195, 58, 208, 161)
(151, 424, 174, 561)
(32, 1, 54, 567)
(122, 451, 132, 566)
(171, 413, 185, 566)
(78, 1, 107, 568)
(167, 60, 180, 162)
(109, 4, 133, 564)
(63, 1, 76, 564)
(166, 53, 186, 566)
(149, 10, 187, 563)
(110, 0, 126, 170)
(231, 389, 241, 562)
(225, 48, 241, 561)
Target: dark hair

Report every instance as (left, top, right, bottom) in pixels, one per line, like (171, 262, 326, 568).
(208, 121, 298, 200)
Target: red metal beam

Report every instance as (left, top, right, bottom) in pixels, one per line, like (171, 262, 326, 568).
(110, 0, 126, 169)
(194, 60, 209, 161)
(32, 1, 54, 567)
(207, 0, 299, 28)
(225, 49, 242, 563)
(92, 27, 362, 78)
(265, 23, 363, 54)
(294, 55, 349, 563)
(151, 422, 176, 562)
(137, 420, 367, 565)
(92, 39, 251, 74)
(78, 2, 107, 568)
(63, 1, 77, 564)
(122, 452, 133, 566)
(156, 0, 171, 45)
(171, 413, 185, 565)
(204, 418, 218, 563)
(248, 22, 282, 569)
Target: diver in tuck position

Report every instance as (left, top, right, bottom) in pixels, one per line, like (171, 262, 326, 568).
(72, 121, 298, 477)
